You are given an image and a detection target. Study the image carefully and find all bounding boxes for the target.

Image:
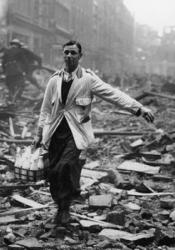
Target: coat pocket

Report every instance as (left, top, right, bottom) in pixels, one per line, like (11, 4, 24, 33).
(75, 97, 91, 123)
(75, 97, 91, 107)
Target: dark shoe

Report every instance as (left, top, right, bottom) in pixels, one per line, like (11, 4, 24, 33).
(53, 211, 62, 225)
(72, 193, 84, 204)
(60, 210, 71, 225)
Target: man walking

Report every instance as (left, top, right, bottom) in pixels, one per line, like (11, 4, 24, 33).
(34, 40, 154, 225)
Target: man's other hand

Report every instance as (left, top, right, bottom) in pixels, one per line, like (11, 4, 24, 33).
(140, 107, 154, 123)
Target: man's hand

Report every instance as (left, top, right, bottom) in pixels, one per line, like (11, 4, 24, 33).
(33, 135, 42, 149)
(140, 107, 154, 123)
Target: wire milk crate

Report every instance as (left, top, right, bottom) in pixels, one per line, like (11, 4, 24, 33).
(14, 167, 45, 182)
(14, 146, 49, 182)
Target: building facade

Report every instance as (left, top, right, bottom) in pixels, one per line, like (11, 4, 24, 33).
(70, 0, 135, 75)
(0, 0, 135, 75)
(1, 0, 72, 68)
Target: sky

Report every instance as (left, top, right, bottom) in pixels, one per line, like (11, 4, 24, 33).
(124, 0, 175, 32)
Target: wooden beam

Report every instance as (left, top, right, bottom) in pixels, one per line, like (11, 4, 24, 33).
(0, 203, 53, 217)
(11, 194, 44, 208)
(0, 138, 32, 144)
(0, 130, 146, 145)
(0, 183, 44, 190)
(145, 91, 175, 101)
(71, 212, 122, 229)
(94, 130, 145, 136)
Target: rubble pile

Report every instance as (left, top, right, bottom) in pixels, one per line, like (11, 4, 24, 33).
(0, 85, 175, 249)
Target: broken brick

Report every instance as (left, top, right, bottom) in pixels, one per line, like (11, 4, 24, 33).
(106, 210, 126, 226)
(160, 198, 175, 209)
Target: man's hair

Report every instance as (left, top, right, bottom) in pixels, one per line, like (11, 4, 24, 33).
(63, 40, 82, 54)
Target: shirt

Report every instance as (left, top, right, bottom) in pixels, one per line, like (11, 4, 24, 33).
(54, 78, 73, 136)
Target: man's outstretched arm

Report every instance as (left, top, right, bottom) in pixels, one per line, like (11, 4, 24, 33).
(90, 75, 154, 123)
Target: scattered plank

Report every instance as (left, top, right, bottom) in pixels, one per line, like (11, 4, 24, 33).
(130, 139, 144, 148)
(80, 177, 98, 191)
(81, 168, 108, 180)
(0, 183, 44, 191)
(0, 138, 32, 145)
(0, 130, 146, 145)
(0, 215, 21, 225)
(0, 156, 14, 167)
(84, 161, 100, 169)
(145, 91, 175, 101)
(143, 181, 156, 193)
(152, 174, 173, 182)
(117, 160, 160, 175)
(71, 212, 122, 229)
(99, 228, 155, 242)
(79, 219, 121, 229)
(0, 203, 53, 217)
(140, 151, 161, 160)
(109, 187, 174, 197)
(15, 238, 43, 249)
(11, 194, 44, 208)
(9, 117, 16, 137)
(112, 110, 131, 115)
(94, 130, 145, 137)
(31, 190, 51, 196)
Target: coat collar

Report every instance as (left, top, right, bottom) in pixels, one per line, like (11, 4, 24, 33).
(54, 65, 83, 106)
(51, 65, 83, 79)
(58, 65, 83, 79)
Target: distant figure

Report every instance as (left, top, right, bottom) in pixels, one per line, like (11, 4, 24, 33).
(1, 39, 26, 102)
(20, 43, 42, 90)
(0, 46, 7, 74)
(113, 73, 121, 86)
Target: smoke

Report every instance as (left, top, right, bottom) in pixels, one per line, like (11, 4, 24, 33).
(0, 0, 8, 21)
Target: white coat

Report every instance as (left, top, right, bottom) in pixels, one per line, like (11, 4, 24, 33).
(38, 66, 143, 150)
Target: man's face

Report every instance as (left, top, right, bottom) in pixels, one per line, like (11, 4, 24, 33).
(63, 44, 81, 71)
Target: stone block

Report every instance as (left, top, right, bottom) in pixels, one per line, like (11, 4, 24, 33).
(89, 194, 113, 208)
(15, 238, 43, 249)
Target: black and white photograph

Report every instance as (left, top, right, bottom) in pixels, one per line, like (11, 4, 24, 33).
(0, 1, 174, 249)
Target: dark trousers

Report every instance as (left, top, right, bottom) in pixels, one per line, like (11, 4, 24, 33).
(26, 71, 40, 89)
(6, 74, 24, 102)
(48, 132, 82, 209)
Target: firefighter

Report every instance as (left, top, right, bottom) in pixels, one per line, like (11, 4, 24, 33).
(20, 43, 42, 90)
(2, 39, 26, 102)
